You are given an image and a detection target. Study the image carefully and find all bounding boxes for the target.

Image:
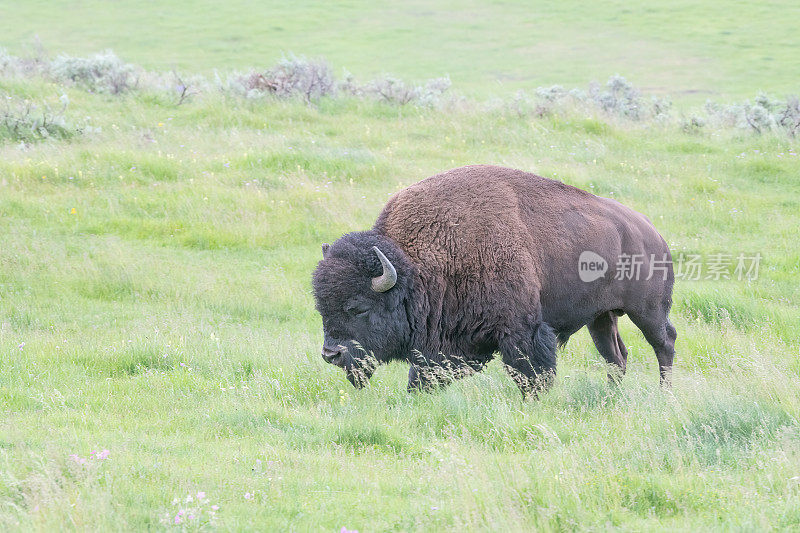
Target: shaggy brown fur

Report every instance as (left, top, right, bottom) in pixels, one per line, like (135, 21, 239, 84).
(312, 165, 676, 395)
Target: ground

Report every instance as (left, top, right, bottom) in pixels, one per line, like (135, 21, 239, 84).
(1, 1, 799, 531)
(1, 1, 800, 99)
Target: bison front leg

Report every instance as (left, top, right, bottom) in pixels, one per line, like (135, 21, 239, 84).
(407, 364, 440, 392)
(407, 356, 485, 392)
(499, 321, 558, 399)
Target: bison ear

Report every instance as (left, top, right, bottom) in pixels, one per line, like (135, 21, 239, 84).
(371, 246, 397, 292)
(322, 243, 330, 259)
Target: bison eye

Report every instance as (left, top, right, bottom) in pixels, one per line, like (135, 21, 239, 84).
(344, 303, 370, 317)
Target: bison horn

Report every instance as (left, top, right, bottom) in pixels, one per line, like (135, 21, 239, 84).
(371, 246, 397, 292)
(322, 243, 330, 259)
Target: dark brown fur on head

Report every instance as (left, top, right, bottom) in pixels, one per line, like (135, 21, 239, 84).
(312, 231, 417, 386)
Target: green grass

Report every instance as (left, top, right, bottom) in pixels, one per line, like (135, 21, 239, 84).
(2, 3, 800, 531)
(2, 0, 800, 100)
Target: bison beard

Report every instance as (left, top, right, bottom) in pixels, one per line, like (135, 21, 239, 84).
(312, 165, 677, 397)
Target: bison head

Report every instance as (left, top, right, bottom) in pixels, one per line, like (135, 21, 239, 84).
(312, 232, 414, 388)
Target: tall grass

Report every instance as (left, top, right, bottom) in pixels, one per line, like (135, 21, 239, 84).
(1, 34, 799, 533)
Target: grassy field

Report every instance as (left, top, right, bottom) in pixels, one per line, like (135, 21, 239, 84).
(1, 0, 800, 100)
(2, 2, 800, 532)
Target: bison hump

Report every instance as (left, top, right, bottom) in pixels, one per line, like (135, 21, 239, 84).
(375, 166, 544, 280)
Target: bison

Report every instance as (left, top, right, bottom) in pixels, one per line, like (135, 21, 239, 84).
(312, 165, 676, 396)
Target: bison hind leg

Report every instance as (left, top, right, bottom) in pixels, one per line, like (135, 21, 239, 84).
(627, 309, 677, 388)
(499, 321, 557, 399)
(588, 311, 628, 384)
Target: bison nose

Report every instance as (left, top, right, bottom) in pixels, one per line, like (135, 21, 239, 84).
(321, 345, 344, 366)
